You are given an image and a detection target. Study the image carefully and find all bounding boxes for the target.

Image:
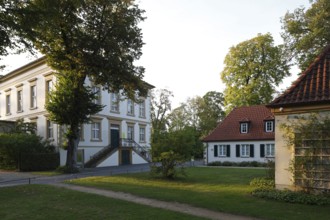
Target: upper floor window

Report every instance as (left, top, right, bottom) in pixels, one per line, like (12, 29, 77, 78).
(17, 90, 23, 112)
(127, 99, 134, 115)
(6, 94, 11, 115)
(240, 122, 248, 133)
(139, 100, 146, 118)
(92, 86, 101, 105)
(265, 121, 274, 132)
(110, 93, 120, 112)
(30, 85, 37, 109)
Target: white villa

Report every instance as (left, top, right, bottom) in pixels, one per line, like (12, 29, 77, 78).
(0, 57, 154, 167)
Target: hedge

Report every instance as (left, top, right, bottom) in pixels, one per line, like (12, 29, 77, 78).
(19, 152, 60, 171)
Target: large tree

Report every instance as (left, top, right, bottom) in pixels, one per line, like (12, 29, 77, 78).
(8, 0, 147, 171)
(281, 0, 330, 70)
(221, 33, 290, 113)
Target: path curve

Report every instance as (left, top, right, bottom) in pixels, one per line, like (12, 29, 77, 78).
(52, 183, 262, 220)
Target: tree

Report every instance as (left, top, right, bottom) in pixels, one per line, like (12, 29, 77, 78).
(221, 33, 290, 113)
(281, 0, 330, 70)
(150, 89, 173, 142)
(9, 0, 147, 171)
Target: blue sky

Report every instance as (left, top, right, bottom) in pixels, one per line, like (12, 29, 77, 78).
(1, 0, 311, 107)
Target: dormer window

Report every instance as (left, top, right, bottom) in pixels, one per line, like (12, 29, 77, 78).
(265, 121, 274, 132)
(240, 122, 249, 133)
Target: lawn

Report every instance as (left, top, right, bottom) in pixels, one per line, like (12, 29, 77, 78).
(0, 184, 206, 220)
(69, 167, 330, 220)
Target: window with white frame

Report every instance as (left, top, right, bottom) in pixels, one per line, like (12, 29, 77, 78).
(92, 86, 101, 104)
(265, 144, 275, 157)
(265, 121, 274, 132)
(17, 90, 23, 112)
(91, 121, 101, 141)
(139, 100, 146, 118)
(139, 126, 146, 142)
(127, 99, 134, 115)
(30, 85, 37, 108)
(6, 94, 11, 115)
(241, 144, 250, 157)
(127, 125, 134, 140)
(110, 93, 120, 112)
(46, 120, 54, 139)
(240, 122, 248, 133)
(218, 145, 227, 157)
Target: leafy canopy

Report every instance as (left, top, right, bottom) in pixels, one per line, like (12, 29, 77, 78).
(221, 33, 290, 113)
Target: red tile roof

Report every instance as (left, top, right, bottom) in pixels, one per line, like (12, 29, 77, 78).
(203, 105, 274, 142)
(268, 45, 330, 107)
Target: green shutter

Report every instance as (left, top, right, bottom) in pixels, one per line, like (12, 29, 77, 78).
(250, 144, 254, 157)
(226, 145, 230, 157)
(236, 145, 240, 157)
(260, 144, 265, 157)
(214, 145, 218, 157)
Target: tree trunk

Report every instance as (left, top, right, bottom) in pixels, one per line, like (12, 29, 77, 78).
(65, 125, 80, 172)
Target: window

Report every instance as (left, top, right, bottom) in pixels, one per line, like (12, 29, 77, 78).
(240, 123, 248, 133)
(241, 144, 250, 157)
(139, 126, 146, 142)
(139, 100, 146, 118)
(214, 145, 230, 157)
(265, 121, 274, 132)
(110, 93, 120, 112)
(46, 80, 53, 94)
(30, 85, 37, 108)
(265, 144, 275, 157)
(127, 99, 134, 115)
(92, 86, 101, 104)
(46, 120, 54, 139)
(218, 145, 227, 156)
(91, 121, 101, 141)
(127, 125, 134, 140)
(17, 90, 23, 112)
(6, 94, 11, 115)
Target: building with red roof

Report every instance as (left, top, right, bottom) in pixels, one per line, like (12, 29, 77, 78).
(267, 45, 330, 190)
(203, 105, 274, 164)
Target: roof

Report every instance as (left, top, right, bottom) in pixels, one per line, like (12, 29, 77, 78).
(203, 105, 274, 142)
(268, 45, 330, 108)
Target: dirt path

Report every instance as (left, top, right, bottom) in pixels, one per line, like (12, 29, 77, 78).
(52, 183, 262, 220)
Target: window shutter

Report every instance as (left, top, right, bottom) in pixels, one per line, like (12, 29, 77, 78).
(260, 144, 265, 157)
(236, 145, 240, 157)
(250, 144, 254, 157)
(214, 145, 218, 157)
(226, 145, 230, 157)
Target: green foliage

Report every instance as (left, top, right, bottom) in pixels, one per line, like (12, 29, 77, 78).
(250, 177, 275, 190)
(281, 0, 330, 70)
(252, 189, 330, 206)
(0, 133, 54, 170)
(207, 161, 267, 167)
(221, 33, 290, 113)
(150, 151, 186, 179)
(19, 152, 59, 171)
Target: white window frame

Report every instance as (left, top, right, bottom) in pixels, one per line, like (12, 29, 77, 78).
(241, 144, 250, 157)
(6, 94, 11, 115)
(218, 145, 227, 157)
(240, 123, 248, 133)
(92, 86, 101, 105)
(46, 120, 54, 139)
(110, 93, 120, 112)
(139, 100, 146, 118)
(265, 144, 275, 157)
(91, 121, 101, 141)
(127, 125, 134, 140)
(17, 90, 23, 112)
(30, 85, 37, 109)
(139, 126, 146, 142)
(127, 99, 134, 115)
(265, 121, 274, 132)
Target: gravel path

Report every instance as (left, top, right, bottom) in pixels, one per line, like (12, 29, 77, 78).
(52, 183, 262, 220)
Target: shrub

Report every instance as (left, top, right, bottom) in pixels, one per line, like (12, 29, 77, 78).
(252, 189, 330, 206)
(207, 161, 267, 167)
(19, 153, 59, 171)
(250, 177, 275, 190)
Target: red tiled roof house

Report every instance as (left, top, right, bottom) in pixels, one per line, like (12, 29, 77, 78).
(203, 105, 275, 164)
(267, 45, 330, 190)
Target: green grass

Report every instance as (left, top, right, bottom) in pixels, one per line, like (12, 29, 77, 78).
(69, 167, 330, 220)
(0, 184, 206, 220)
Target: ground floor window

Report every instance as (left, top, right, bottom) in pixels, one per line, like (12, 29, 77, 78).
(213, 145, 230, 157)
(236, 144, 254, 157)
(265, 144, 275, 157)
(241, 144, 250, 157)
(91, 121, 101, 141)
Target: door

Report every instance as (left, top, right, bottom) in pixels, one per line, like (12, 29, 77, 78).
(121, 149, 131, 165)
(110, 124, 120, 148)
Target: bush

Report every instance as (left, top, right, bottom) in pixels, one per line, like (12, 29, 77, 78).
(0, 133, 54, 170)
(19, 153, 59, 171)
(252, 189, 330, 206)
(250, 177, 275, 190)
(207, 161, 267, 167)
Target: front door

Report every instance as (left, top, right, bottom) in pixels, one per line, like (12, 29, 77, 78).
(110, 124, 120, 148)
(121, 149, 131, 165)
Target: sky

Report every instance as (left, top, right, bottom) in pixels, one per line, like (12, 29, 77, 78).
(1, 0, 311, 108)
